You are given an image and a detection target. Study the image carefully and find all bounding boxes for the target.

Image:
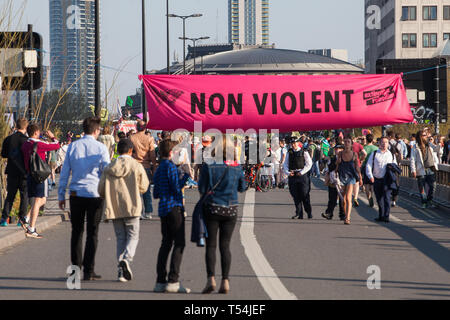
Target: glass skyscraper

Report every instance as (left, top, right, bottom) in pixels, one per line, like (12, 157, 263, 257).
(228, 0, 269, 45)
(49, 0, 96, 105)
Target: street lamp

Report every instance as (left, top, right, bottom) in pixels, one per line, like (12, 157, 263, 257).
(179, 36, 210, 74)
(168, 13, 202, 74)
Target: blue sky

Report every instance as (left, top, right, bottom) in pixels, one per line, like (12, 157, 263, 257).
(1, 0, 364, 109)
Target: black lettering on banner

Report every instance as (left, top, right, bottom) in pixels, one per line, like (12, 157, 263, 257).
(342, 90, 354, 111)
(299, 92, 309, 114)
(228, 93, 243, 115)
(191, 93, 206, 114)
(272, 93, 277, 115)
(253, 93, 268, 115)
(209, 93, 225, 115)
(280, 92, 296, 114)
(311, 91, 321, 113)
(325, 91, 339, 112)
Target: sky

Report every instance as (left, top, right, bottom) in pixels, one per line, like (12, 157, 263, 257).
(1, 0, 364, 111)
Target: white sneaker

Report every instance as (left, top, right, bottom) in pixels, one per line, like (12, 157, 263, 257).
(118, 268, 127, 282)
(119, 260, 133, 281)
(165, 282, 191, 293)
(153, 282, 167, 293)
(140, 214, 152, 220)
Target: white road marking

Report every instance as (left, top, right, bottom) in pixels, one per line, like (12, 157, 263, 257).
(240, 189, 297, 300)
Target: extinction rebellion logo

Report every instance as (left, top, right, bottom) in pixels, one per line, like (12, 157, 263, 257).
(363, 86, 395, 106)
(151, 86, 184, 106)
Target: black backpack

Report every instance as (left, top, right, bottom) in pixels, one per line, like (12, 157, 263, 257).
(29, 143, 52, 183)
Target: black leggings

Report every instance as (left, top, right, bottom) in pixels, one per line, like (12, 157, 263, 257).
(204, 211, 237, 280)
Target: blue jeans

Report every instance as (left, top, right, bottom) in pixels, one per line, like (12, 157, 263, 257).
(417, 171, 436, 204)
(312, 161, 320, 177)
(143, 168, 153, 214)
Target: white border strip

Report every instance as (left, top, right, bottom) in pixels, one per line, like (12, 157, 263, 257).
(240, 189, 297, 300)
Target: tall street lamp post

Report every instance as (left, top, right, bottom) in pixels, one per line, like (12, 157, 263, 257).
(167, 13, 202, 74)
(179, 36, 209, 74)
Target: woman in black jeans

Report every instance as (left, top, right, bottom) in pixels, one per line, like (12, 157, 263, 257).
(198, 135, 246, 294)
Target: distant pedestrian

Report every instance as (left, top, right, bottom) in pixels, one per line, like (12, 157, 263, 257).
(410, 130, 439, 209)
(365, 136, 398, 223)
(98, 139, 149, 282)
(198, 135, 246, 294)
(350, 135, 366, 208)
(98, 125, 115, 160)
(362, 134, 378, 208)
(321, 144, 345, 221)
(283, 137, 313, 220)
(58, 117, 110, 281)
(129, 120, 156, 220)
(152, 139, 191, 293)
(1, 118, 29, 227)
(21, 124, 60, 238)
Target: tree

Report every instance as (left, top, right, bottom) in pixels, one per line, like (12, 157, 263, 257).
(38, 90, 91, 137)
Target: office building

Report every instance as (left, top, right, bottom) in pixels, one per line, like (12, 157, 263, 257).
(308, 49, 349, 62)
(365, 0, 450, 74)
(228, 0, 269, 45)
(49, 0, 97, 105)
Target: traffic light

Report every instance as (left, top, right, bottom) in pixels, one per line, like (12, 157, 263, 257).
(0, 31, 43, 90)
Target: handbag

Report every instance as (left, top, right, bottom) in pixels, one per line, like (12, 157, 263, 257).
(190, 165, 229, 246)
(29, 143, 52, 183)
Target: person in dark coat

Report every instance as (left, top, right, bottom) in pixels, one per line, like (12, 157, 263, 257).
(1, 118, 29, 227)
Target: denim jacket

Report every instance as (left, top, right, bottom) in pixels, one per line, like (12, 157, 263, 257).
(198, 162, 247, 206)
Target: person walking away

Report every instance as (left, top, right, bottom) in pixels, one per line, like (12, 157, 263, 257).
(98, 139, 149, 282)
(129, 120, 156, 220)
(1, 118, 29, 227)
(365, 137, 397, 223)
(321, 144, 345, 220)
(47, 149, 58, 191)
(152, 140, 191, 293)
(307, 139, 320, 178)
(362, 134, 378, 208)
(278, 139, 288, 189)
(351, 135, 366, 207)
(283, 137, 313, 220)
(198, 135, 246, 294)
(98, 125, 116, 160)
(21, 124, 60, 237)
(410, 130, 439, 209)
(58, 117, 110, 280)
(337, 135, 362, 225)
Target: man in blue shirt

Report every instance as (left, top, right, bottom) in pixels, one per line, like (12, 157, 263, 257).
(58, 117, 110, 281)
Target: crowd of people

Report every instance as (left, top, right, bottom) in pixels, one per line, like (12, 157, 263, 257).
(0, 116, 449, 294)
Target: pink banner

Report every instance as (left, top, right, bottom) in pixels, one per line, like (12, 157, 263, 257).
(139, 74, 413, 132)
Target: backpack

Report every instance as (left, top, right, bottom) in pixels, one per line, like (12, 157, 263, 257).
(389, 141, 402, 163)
(29, 143, 52, 183)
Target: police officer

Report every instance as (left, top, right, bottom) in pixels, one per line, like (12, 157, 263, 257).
(283, 137, 313, 219)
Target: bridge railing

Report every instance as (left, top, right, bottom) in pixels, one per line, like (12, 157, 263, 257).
(398, 159, 450, 205)
(399, 160, 450, 186)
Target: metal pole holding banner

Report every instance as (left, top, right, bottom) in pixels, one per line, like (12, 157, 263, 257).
(382, 66, 387, 137)
(27, 24, 34, 121)
(435, 65, 440, 134)
(141, 0, 147, 122)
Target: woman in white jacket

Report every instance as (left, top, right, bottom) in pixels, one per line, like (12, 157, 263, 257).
(410, 130, 439, 209)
